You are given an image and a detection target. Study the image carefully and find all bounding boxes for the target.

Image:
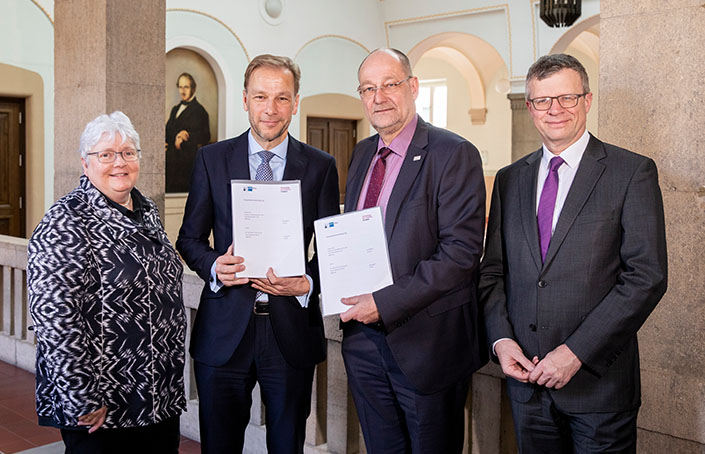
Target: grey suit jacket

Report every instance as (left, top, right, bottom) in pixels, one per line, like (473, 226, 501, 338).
(480, 134, 667, 413)
(344, 118, 487, 394)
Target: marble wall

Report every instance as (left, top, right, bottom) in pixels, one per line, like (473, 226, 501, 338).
(600, 1, 705, 450)
(54, 0, 166, 212)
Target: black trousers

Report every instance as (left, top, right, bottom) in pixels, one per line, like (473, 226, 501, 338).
(194, 313, 315, 454)
(60, 415, 180, 454)
(510, 388, 638, 454)
(342, 322, 469, 454)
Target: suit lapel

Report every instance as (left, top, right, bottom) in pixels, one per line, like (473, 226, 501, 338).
(542, 135, 607, 268)
(344, 140, 378, 213)
(282, 135, 306, 181)
(519, 150, 543, 271)
(226, 131, 251, 181)
(384, 121, 428, 239)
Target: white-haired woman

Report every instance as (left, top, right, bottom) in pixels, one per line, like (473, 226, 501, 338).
(27, 111, 186, 453)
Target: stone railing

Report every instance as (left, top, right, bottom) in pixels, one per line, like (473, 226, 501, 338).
(0, 235, 35, 372)
(0, 234, 514, 453)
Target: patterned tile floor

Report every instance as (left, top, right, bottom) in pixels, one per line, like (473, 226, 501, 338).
(0, 360, 200, 454)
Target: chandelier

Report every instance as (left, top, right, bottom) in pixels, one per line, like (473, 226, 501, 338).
(540, 0, 582, 28)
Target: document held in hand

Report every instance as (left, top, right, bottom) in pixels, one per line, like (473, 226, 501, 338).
(314, 207, 394, 316)
(231, 180, 305, 278)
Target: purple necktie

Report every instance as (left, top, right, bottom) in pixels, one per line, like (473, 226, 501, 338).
(363, 147, 392, 209)
(537, 156, 564, 262)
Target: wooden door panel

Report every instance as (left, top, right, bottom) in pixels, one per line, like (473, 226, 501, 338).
(0, 98, 25, 237)
(306, 117, 356, 204)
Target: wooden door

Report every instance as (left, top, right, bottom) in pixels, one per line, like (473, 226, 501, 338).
(307, 117, 356, 204)
(0, 98, 26, 237)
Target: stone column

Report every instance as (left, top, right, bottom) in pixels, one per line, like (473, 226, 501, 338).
(508, 93, 541, 162)
(54, 0, 166, 212)
(600, 2, 705, 452)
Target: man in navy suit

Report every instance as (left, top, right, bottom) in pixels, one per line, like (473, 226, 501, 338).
(340, 48, 487, 453)
(176, 55, 339, 453)
(480, 54, 667, 453)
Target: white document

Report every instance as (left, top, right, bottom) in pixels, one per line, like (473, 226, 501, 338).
(231, 180, 305, 278)
(314, 207, 394, 316)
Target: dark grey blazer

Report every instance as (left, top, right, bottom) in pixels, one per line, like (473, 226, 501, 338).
(344, 118, 487, 394)
(480, 134, 667, 413)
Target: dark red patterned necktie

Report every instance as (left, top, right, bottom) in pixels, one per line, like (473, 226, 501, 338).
(363, 147, 392, 209)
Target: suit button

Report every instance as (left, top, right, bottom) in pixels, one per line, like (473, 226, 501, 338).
(529, 324, 537, 332)
(537, 280, 547, 288)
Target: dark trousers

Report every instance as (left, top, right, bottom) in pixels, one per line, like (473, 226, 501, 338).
(60, 415, 180, 454)
(510, 388, 638, 454)
(342, 322, 469, 454)
(194, 313, 315, 454)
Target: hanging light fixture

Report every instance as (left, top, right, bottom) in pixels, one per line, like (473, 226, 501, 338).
(540, 0, 581, 28)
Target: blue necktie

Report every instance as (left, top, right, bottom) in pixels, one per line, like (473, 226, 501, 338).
(255, 151, 275, 302)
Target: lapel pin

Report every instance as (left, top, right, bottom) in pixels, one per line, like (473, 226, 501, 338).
(413, 155, 421, 161)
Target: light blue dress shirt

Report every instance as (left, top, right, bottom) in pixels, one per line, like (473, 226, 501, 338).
(209, 131, 313, 307)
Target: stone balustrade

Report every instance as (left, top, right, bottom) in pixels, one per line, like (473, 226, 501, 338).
(0, 234, 514, 453)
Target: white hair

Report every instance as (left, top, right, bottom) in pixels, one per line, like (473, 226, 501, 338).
(78, 111, 140, 159)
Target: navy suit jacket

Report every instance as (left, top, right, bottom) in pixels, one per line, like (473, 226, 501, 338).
(176, 131, 340, 369)
(480, 134, 668, 413)
(344, 118, 487, 394)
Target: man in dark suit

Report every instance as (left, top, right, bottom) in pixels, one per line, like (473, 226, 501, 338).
(340, 48, 486, 453)
(176, 55, 339, 453)
(480, 53, 668, 453)
(165, 72, 210, 192)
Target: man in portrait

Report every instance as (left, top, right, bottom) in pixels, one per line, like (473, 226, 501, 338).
(165, 72, 210, 193)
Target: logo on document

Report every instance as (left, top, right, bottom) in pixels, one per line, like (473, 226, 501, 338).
(323, 221, 336, 229)
(280, 186, 291, 193)
(362, 214, 373, 222)
(243, 186, 255, 192)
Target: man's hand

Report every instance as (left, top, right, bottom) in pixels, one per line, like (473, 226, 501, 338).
(251, 268, 310, 297)
(215, 245, 249, 287)
(529, 344, 582, 389)
(175, 130, 190, 150)
(339, 293, 380, 324)
(495, 339, 538, 383)
(78, 405, 107, 434)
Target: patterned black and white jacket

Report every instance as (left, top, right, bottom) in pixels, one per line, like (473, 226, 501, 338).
(27, 175, 186, 429)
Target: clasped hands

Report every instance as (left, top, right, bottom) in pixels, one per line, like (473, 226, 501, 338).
(215, 245, 309, 296)
(495, 339, 582, 389)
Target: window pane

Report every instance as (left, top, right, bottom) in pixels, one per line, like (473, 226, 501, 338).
(416, 86, 431, 122)
(432, 86, 447, 128)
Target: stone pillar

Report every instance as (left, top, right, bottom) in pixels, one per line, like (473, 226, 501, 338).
(508, 93, 541, 163)
(600, 2, 705, 451)
(54, 0, 166, 212)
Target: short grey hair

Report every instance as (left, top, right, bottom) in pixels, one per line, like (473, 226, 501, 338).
(358, 48, 413, 80)
(525, 53, 590, 100)
(78, 111, 140, 159)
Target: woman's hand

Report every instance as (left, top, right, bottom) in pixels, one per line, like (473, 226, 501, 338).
(78, 405, 107, 433)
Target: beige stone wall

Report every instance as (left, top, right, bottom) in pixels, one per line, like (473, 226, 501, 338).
(54, 0, 166, 213)
(600, 1, 705, 451)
